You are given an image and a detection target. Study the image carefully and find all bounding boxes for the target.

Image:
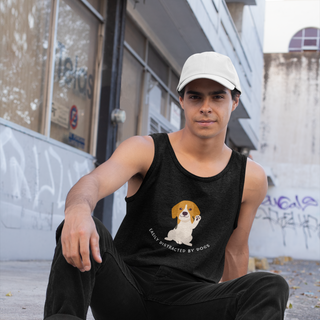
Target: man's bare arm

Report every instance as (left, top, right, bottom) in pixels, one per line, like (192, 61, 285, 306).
(61, 136, 154, 272)
(220, 159, 268, 282)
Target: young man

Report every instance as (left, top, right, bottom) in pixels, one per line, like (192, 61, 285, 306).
(44, 52, 289, 320)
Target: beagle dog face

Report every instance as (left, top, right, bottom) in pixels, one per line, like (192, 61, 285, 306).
(171, 200, 200, 224)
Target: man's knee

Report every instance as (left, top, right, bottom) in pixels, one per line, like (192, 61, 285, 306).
(248, 272, 289, 299)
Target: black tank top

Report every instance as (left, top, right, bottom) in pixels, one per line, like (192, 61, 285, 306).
(114, 133, 247, 283)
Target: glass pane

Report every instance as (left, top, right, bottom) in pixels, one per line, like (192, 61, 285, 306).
(148, 43, 169, 85)
(51, 0, 99, 153)
(117, 49, 144, 146)
(289, 39, 302, 49)
(147, 76, 167, 117)
(305, 28, 317, 37)
(0, 0, 51, 132)
(304, 39, 317, 46)
(125, 15, 145, 59)
(170, 71, 179, 98)
(294, 30, 303, 37)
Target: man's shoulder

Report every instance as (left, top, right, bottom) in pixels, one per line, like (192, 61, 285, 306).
(115, 135, 155, 168)
(119, 135, 154, 150)
(243, 158, 268, 201)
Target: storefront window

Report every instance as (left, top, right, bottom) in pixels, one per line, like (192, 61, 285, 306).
(0, 0, 51, 132)
(169, 98, 181, 130)
(50, 0, 99, 153)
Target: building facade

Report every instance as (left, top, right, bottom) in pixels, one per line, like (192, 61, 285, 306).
(249, 0, 320, 260)
(0, 0, 266, 260)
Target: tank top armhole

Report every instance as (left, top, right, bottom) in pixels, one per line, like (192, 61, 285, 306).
(125, 134, 159, 203)
(233, 155, 247, 229)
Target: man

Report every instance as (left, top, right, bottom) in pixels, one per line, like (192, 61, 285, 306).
(44, 52, 289, 320)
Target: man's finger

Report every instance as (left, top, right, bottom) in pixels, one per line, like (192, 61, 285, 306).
(90, 233, 102, 264)
(61, 236, 76, 268)
(68, 234, 85, 271)
(80, 236, 91, 271)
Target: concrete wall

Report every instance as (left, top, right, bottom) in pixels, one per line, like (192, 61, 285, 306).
(250, 52, 320, 260)
(0, 123, 95, 260)
(264, 0, 320, 53)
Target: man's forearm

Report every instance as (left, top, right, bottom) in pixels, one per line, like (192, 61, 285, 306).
(220, 249, 249, 282)
(65, 174, 100, 216)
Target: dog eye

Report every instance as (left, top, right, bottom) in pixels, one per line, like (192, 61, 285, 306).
(179, 208, 183, 210)
(189, 208, 192, 211)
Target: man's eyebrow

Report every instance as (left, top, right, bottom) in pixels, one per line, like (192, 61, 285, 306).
(209, 90, 228, 95)
(186, 90, 228, 95)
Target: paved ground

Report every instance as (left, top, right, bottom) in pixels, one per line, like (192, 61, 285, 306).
(268, 259, 320, 320)
(0, 259, 319, 320)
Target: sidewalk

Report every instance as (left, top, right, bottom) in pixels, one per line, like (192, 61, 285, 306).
(0, 259, 319, 320)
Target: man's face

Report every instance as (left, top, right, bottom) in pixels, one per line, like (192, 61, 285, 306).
(179, 78, 239, 139)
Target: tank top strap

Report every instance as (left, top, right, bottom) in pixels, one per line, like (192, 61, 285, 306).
(150, 133, 168, 157)
(232, 152, 247, 229)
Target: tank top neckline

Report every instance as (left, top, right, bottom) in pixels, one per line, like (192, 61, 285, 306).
(164, 133, 235, 182)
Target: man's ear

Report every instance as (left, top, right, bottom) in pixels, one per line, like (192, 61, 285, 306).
(179, 96, 184, 110)
(232, 94, 240, 112)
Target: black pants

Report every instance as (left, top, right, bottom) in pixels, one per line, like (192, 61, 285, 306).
(44, 217, 289, 320)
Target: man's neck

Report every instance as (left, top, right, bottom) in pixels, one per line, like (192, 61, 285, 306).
(170, 128, 230, 163)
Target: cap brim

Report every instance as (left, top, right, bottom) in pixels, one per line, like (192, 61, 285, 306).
(177, 74, 236, 92)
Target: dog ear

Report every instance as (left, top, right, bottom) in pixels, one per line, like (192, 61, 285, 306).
(191, 202, 200, 217)
(171, 202, 182, 219)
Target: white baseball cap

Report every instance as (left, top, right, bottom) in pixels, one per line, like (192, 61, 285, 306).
(177, 51, 242, 93)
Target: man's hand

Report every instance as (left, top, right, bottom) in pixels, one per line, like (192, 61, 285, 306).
(61, 209, 102, 272)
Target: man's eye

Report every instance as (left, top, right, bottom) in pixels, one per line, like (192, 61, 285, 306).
(214, 95, 224, 99)
(189, 95, 199, 99)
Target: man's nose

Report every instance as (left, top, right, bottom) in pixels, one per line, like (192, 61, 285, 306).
(200, 98, 212, 114)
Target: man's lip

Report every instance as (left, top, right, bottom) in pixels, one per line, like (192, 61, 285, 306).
(196, 120, 216, 123)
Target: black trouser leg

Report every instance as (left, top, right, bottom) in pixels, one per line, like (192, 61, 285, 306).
(44, 217, 147, 320)
(137, 266, 289, 320)
(234, 272, 289, 320)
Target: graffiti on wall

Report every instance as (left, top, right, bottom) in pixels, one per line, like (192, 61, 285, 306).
(256, 194, 319, 249)
(0, 126, 93, 231)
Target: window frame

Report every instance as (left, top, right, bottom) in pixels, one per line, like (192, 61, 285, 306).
(124, 36, 180, 118)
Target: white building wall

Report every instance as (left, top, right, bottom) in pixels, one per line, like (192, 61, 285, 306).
(0, 122, 95, 260)
(264, 0, 320, 53)
(250, 53, 320, 260)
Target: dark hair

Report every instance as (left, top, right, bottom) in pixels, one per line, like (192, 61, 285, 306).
(178, 87, 241, 101)
(231, 88, 241, 101)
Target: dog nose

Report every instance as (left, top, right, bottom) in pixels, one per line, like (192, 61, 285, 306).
(182, 211, 188, 216)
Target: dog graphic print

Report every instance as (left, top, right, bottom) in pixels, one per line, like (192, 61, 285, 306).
(165, 200, 201, 247)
